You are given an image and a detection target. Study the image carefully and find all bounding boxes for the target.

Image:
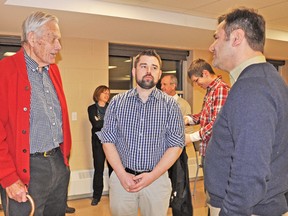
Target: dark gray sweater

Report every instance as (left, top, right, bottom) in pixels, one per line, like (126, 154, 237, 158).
(205, 63, 288, 216)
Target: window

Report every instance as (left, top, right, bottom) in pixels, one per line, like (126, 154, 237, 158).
(109, 56, 132, 90)
(0, 35, 21, 60)
(109, 43, 188, 97)
(156, 59, 183, 92)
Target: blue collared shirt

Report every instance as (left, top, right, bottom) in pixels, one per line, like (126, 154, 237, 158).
(25, 51, 63, 153)
(97, 87, 185, 171)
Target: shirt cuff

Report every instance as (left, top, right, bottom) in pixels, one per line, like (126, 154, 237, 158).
(185, 115, 195, 125)
(189, 131, 201, 142)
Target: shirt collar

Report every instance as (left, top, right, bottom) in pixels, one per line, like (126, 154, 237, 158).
(128, 87, 162, 101)
(24, 49, 50, 73)
(207, 75, 222, 91)
(172, 94, 179, 101)
(230, 55, 266, 85)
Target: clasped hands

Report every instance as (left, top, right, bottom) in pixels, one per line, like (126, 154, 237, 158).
(119, 171, 155, 193)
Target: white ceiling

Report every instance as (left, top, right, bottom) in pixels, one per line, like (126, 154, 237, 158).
(1, 0, 288, 59)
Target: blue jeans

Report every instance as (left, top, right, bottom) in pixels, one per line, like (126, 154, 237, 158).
(1, 149, 70, 216)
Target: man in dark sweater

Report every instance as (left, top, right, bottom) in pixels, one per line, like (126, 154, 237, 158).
(205, 7, 288, 216)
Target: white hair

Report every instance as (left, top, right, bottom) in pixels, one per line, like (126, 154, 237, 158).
(21, 11, 58, 43)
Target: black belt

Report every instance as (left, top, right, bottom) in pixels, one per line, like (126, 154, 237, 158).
(125, 167, 151, 176)
(30, 147, 60, 157)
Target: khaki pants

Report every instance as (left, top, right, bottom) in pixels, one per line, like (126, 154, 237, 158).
(109, 171, 171, 216)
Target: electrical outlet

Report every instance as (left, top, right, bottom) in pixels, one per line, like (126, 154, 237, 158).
(72, 112, 77, 121)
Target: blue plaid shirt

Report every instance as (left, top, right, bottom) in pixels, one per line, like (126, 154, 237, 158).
(97, 87, 185, 171)
(25, 52, 63, 154)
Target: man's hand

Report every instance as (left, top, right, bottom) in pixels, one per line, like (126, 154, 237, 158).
(117, 171, 137, 192)
(5, 180, 28, 202)
(183, 116, 190, 125)
(128, 172, 156, 192)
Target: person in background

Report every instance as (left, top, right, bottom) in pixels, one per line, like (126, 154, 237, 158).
(184, 59, 230, 168)
(205, 7, 288, 216)
(0, 11, 71, 215)
(160, 74, 193, 216)
(97, 49, 185, 216)
(65, 204, 76, 214)
(161, 74, 191, 116)
(88, 85, 113, 206)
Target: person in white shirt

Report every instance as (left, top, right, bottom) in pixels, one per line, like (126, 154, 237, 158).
(161, 74, 191, 116)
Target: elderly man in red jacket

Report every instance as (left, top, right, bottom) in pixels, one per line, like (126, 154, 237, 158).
(0, 11, 72, 216)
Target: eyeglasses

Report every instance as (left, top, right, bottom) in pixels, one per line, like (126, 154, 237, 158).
(193, 77, 200, 83)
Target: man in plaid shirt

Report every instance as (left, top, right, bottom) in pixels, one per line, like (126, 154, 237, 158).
(184, 59, 230, 164)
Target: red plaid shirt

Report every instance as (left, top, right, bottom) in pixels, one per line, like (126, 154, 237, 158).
(192, 76, 230, 156)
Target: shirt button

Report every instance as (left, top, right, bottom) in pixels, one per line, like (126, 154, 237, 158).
(25, 86, 29, 91)
(23, 107, 28, 112)
(23, 169, 27, 173)
(22, 130, 26, 134)
(52, 122, 56, 126)
(23, 149, 27, 153)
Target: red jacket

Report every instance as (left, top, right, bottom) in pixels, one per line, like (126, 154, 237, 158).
(0, 49, 71, 188)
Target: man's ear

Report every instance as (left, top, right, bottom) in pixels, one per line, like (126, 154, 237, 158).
(202, 70, 209, 77)
(132, 68, 136, 78)
(27, 31, 35, 47)
(231, 29, 245, 47)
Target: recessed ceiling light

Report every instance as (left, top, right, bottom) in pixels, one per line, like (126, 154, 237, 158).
(164, 70, 176, 74)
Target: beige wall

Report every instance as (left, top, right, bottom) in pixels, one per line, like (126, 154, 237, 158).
(280, 61, 288, 85)
(57, 38, 109, 171)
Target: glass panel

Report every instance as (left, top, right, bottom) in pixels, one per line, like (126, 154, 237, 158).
(156, 59, 182, 90)
(109, 56, 132, 90)
(109, 50, 185, 96)
(0, 45, 21, 60)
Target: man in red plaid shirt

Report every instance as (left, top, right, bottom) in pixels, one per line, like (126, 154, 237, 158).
(185, 59, 230, 165)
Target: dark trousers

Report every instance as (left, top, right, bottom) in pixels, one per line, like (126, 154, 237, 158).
(0, 149, 70, 216)
(92, 135, 113, 200)
(201, 156, 210, 216)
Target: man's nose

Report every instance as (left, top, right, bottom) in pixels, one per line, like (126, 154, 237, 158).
(146, 67, 151, 73)
(209, 42, 215, 53)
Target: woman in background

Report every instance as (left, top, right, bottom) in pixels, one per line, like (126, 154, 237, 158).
(88, 85, 113, 206)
